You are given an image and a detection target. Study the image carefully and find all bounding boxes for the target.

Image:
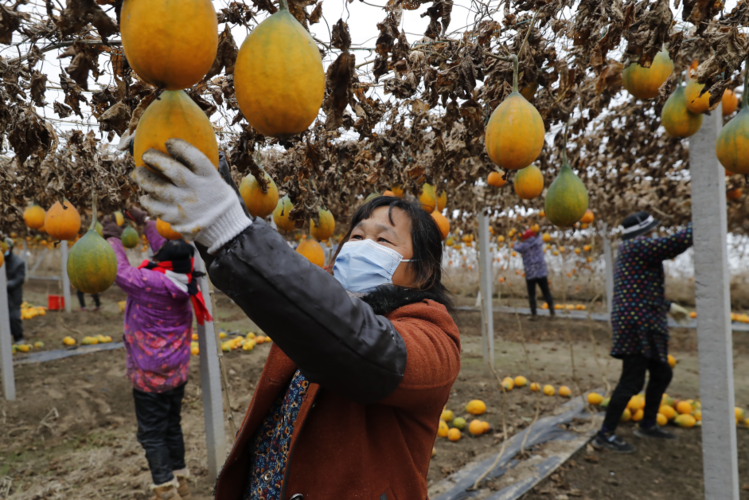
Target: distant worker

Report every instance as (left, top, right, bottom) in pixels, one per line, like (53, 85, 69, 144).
(102, 208, 211, 500)
(76, 290, 101, 312)
(594, 212, 691, 453)
(4, 238, 25, 344)
(514, 229, 554, 319)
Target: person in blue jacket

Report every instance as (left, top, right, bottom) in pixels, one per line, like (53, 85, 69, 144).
(593, 211, 691, 453)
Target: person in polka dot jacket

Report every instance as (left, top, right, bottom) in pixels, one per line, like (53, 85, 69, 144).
(593, 211, 692, 454)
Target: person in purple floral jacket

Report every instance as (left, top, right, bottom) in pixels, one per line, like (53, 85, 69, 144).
(514, 229, 555, 319)
(102, 208, 201, 500)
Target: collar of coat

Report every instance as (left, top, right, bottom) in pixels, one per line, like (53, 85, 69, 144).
(359, 285, 448, 316)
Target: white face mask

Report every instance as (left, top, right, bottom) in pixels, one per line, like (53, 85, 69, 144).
(333, 239, 412, 294)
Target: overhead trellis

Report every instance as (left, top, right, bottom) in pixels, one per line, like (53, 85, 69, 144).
(1, 0, 748, 236)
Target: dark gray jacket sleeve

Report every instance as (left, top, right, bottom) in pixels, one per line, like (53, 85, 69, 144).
(6, 255, 25, 290)
(206, 219, 407, 404)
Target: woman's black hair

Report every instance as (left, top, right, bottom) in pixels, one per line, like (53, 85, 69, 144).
(332, 196, 452, 309)
(154, 240, 194, 263)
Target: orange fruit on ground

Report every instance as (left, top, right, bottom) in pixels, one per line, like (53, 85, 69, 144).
(296, 238, 325, 267)
(156, 219, 183, 240)
(437, 419, 449, 438)
(627, 395, 645, 412)
(465, 400, 487, 415)
(530, 382, 540, 392)
(543, 385, 555, 396)
(676, 401, 693, 415)
(24, 204, 46, 229)
(468, 419, 485, 436)
(667, 354, 676, 368)
(440, 409, 454, 422)
(656, 413, 668, 426)
(675, 414, 696, 428)
(45, 200, 81, 241)
(621, 408, 632, 422)
(514, 376, 528, 387)
(693, 409, 701, 422)
(659, 405, 676, 420)
(632, 409, 644, 422)
(121, 0, 217, 90)
(240, 172, 279, 219)
(559, 386, 571, 397)
(587, 393, 604, 405)
(502, 377, 514, 391)
(447, 428, 461, 442)
(481, 421, 490, 433)
(234, 3, 324, 138)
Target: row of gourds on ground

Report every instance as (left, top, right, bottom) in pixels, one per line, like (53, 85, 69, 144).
(16, 2, 749, 295)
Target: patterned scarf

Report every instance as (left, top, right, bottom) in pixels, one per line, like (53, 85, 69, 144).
(138, 258, 213, 325)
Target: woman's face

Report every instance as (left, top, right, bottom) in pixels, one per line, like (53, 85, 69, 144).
(348, 206, 417, 287)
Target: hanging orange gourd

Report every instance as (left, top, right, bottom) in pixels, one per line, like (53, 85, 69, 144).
(485, 55, 545, 171)
(716, 60, 749, 175)
(419, 183, 437, 213)
(240, 171, 279, 219)
(156, 218, 183, 240)
(310, 208, 335, 241)
(296, 238, 325, 267)
(513, 165, 544, 200)
(431, 211, 450, 240)
(23, 203, 46, 229)
(622, 49, 674, 100)
(487, 171, 507, 187)
(45, 200, 81, 241)
(273, 196, 296, 232)
(234, 0, 324, 138)
(662, 72, 703, 138)
(723, 89, 739, 116)
(685, 60, 713, 114)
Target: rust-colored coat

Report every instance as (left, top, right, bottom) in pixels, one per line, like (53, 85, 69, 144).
(214, 300, 461, 500)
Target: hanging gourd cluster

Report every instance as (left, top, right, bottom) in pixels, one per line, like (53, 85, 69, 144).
(484, 55, 589, 228)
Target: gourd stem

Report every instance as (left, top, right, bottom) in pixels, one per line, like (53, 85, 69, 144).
(89, 191, 97, 232)
(279, 0, 289, 11)
(511, 55, 519, 93)
(561, 119, 569, 165)
(743, 57, 749, 109)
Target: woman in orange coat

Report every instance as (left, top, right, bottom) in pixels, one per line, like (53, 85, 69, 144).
(133, 139, 461, 500)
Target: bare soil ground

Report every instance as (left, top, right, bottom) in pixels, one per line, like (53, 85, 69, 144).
(4, 281, 749, 499)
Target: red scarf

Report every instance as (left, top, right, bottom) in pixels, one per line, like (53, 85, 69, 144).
(138, 258, 213, 325)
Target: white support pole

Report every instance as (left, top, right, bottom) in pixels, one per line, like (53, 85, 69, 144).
(193, 252, 226, 482)
(689, 105, 739, 500)
(0, 264, 16, 400)
(60, 243, 71, 313)
(601, 223, 614, 320)
(477, 209, 495, 371)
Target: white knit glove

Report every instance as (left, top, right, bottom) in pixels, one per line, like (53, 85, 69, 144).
(132, 139, 252, 254)
(668, 303, 690, 325)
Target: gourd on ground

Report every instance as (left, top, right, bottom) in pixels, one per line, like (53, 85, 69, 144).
(121, 0, 218, 90)
(240, 172, 279, 219)
(621, 49, 673, 100)
(513, 164, 544, 200)
(233, 0, 324, 138)
(134, 90, 219, 170)
(296, 238, 325, 267)
(67, 194, 118, 294)
(716, 62, 749, 175)
(273, 196, 296, 232)
(24, 204, 46, 229)
(45, 200, 81, 241)
(485, 56, 545, 171)
(310, 208, 335, 241)
(662, 83, 703, 138)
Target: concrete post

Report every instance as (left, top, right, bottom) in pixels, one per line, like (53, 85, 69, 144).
(477, 209, 495, 370)
(193, 251, 226, 482)
(0, 264, 16, 400)
(601, 223, 614, 320)
(60, 243, 71, 313)
(689, 105, 739, 500)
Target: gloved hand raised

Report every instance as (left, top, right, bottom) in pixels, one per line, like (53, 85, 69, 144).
(131, 139, 252, 254)
(668, 303, 690, 325)
(101, 216, 123, 240)
(124, 207, 149, 225)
